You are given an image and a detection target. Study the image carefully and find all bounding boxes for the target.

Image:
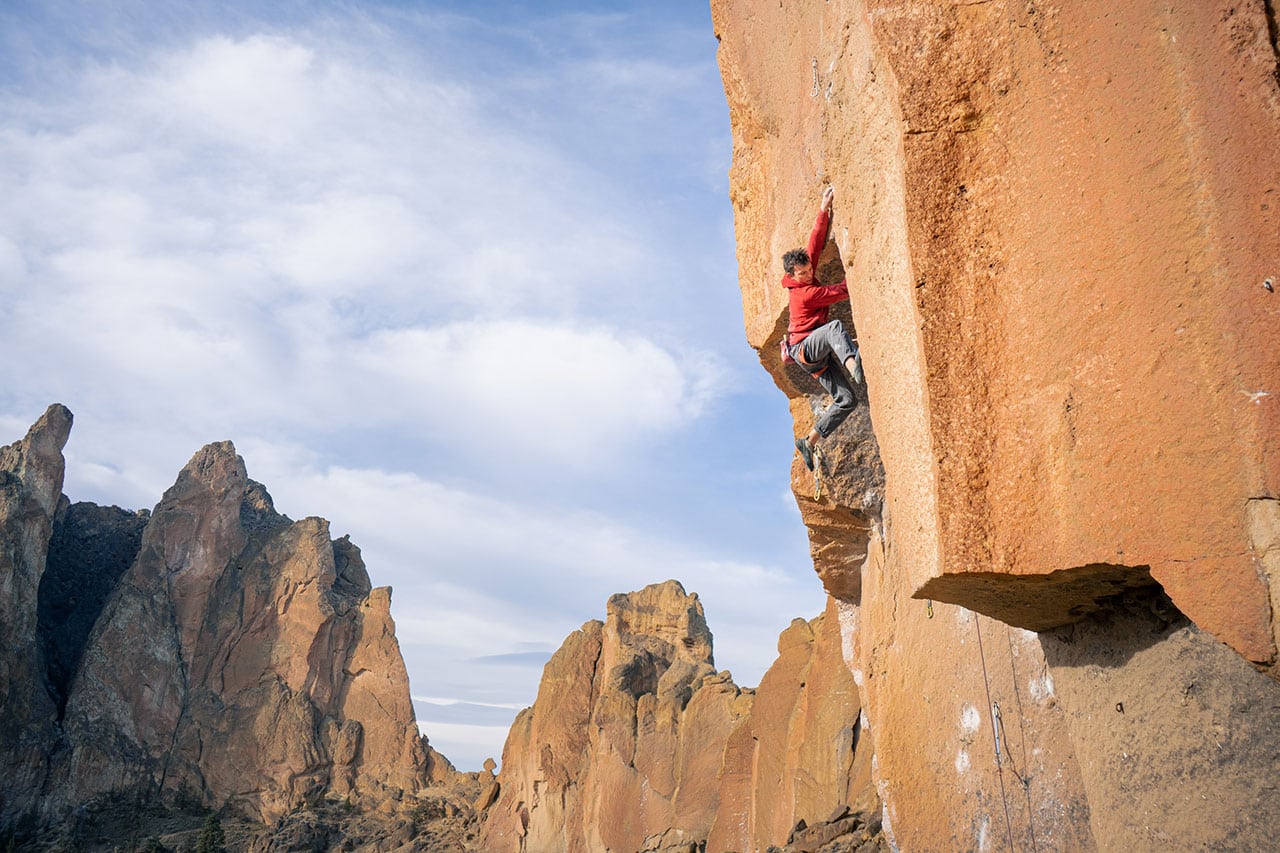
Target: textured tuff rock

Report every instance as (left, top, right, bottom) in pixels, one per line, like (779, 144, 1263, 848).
(708, 598, 873, 853)
(714, 0, 1280, 656)
(479, 580, 729, 853)
(0, 404, 72, 826)
(0, 407, 442, 836)
(479, 583, 873, 852)
(714, 0, 1280, 849)
(57, 441, 429, 821)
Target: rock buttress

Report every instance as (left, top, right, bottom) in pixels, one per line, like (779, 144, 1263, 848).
(716, 0, 1280, 659)
(0, 412, 435, 824)
(478, 582, 874, 852)
(714, 0, 1280, 848)
(0, 404, 72, 827)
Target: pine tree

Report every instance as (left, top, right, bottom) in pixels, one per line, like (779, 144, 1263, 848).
(194, 813, 225, 853)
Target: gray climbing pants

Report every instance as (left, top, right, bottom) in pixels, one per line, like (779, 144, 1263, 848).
(789, 319, 860, 438)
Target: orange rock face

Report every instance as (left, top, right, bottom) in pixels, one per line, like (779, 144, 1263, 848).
(479, 581, 731, 852)
(479, 582, 872, 852)
(59, 441, 429, 821)
(0, 409, 435, 829)
(708, 598, 873, 853)
(714, 0, 1280, 848)
(715, 0, 1280, 661)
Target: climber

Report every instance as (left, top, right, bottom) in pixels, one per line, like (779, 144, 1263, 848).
(782, 185, 864, 471)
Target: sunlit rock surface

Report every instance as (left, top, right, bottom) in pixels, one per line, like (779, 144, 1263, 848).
(0, 407, 444, 834)
(713, 0, 1280, 848)
(479, 581, 880, 852)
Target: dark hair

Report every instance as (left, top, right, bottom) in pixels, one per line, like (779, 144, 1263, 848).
(782, 248, 810, 275)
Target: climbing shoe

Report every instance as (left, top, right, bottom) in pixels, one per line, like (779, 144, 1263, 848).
(850, 351, 864, 385)
(795, 437, 815, 471)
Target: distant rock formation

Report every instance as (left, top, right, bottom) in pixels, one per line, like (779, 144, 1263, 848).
(0, 405, 450, 835)
(707, 601, 875, 852)
(478, 581, 881, 852)
(0, 404, 72, 827)
(713, 0, 1280, 849)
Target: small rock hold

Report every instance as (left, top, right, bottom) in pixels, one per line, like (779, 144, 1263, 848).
(1264, 278, 1274, 292)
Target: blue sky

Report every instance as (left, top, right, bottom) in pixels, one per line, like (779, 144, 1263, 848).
(0, 0, 824, 770)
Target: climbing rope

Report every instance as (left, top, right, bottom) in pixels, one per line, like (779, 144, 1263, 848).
(994, 705, 1033, 794)
(971, 612, 1044, 852)
(1005, 629, 1040, 852)
(973, 612, 1017, 852)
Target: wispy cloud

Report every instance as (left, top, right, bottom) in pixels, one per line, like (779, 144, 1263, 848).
(0, 25, 728, 481)
(0, 2, 822, 772)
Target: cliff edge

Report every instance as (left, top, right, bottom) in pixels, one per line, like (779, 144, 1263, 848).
(713, 0, 1280, 849)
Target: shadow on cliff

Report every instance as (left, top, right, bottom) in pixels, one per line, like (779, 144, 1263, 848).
(1038, 584, 1186, 670)
(1038, 584, 1280, 845)
(38, 501, 148, 720)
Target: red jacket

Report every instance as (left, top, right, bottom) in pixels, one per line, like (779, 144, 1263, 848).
(783, 208, 848, 345)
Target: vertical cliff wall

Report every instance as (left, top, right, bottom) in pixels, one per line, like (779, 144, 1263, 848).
(713, 0, 1280, 849)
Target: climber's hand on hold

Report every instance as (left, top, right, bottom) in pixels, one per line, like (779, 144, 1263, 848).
(821, 185, 834, 212)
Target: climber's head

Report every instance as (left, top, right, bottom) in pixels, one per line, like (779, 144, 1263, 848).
(783, 248, 813, 283)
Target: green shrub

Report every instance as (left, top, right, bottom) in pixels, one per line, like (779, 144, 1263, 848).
(194, 813, 225, 853)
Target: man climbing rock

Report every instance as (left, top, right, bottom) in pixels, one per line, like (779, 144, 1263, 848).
(782, 185, 863, 471)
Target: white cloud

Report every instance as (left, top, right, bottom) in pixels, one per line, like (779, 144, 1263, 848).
(417, 720, 512, 771)
(149, 35, 322, 150)
(237, 193, 425, 293)
(0, 234, 25, 280)
(0, 30, 728, 473)
(244, 456, 824, 683)
(0, 5, 824, 775)
(343, 320, 721, 463)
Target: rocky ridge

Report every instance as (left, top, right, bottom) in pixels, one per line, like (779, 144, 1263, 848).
(2, 406, 888, 852)
(479, 580, 881, 853)
(0, 405, 471, 847)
